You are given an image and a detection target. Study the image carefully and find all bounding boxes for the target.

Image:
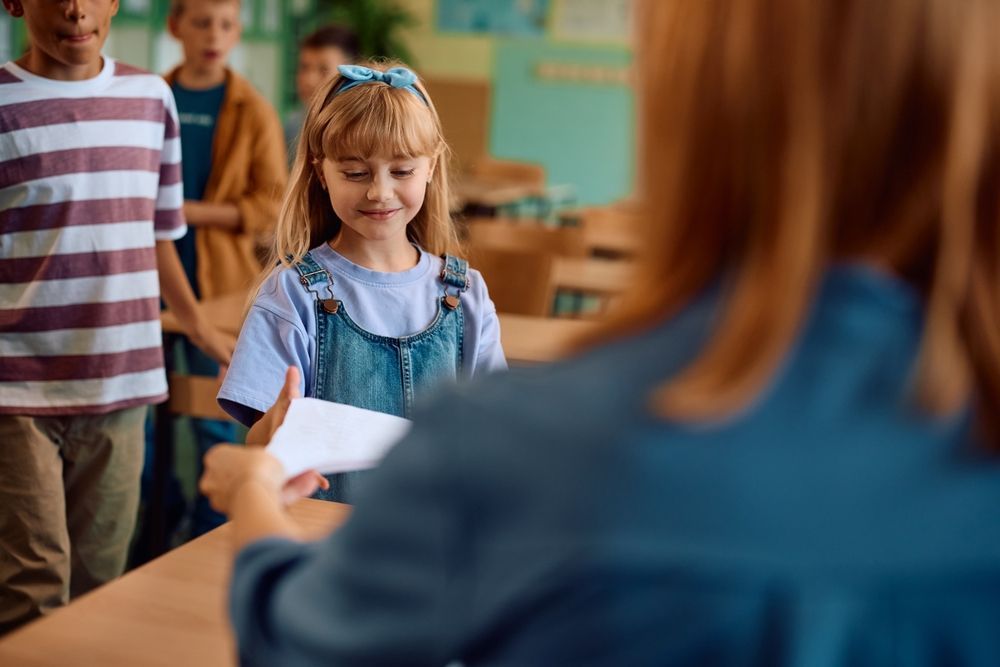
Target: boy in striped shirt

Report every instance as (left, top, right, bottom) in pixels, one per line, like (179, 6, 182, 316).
(0, 0, 234, 633)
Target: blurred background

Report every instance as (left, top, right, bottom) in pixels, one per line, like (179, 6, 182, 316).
(0, 0, 635, 209)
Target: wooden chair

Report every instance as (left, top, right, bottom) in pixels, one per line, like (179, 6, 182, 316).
(550, 256, 635, 297)
(465, 218, 588, 257)
(167, 374, 229, 421)
(549, 256, 635, 317)
(468, 246, 555, 317)
(459, 157, 548, 218)
(563, 206, 644, 258)
(467, 156, 546, 187)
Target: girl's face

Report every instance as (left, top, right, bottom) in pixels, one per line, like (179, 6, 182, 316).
(319, 153, 434, 249)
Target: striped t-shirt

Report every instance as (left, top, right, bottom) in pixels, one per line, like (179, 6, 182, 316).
(0, 57, 186, 416)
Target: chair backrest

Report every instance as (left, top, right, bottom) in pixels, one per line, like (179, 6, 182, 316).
(466, 219, 588, 258)
(422, 78, 491, 172)
(468, 246, 555, 317)
(167, 374, 231, 421)
(569, 206, 643, 258)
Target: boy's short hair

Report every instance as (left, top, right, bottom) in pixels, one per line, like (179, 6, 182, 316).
(300, 24, 361, 61)
(169, 0, 241, 19)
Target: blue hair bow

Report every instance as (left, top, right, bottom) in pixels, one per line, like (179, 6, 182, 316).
(335, 65, 428, 105)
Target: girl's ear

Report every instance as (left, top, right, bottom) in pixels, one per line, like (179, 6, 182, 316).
(312, 158, 328, 191)
(427, 155, 437, 184)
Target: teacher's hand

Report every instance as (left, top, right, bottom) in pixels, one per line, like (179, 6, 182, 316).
(200, 445, 329, 515)
(200, 445, 284, 514)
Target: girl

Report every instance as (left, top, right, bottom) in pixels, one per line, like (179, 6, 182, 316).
(218, 62, 507, 502)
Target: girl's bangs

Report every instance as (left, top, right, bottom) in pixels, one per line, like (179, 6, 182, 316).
(321, 88, 439, 160)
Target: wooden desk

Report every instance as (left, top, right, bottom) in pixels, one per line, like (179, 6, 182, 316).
(498, 313, 598, 364)
(454, 178, 546, 210)
(0, 500, 350, 667)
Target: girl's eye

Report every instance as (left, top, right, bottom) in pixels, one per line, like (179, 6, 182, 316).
(392, 170, 416, 178)
(343, 172, 368, 180)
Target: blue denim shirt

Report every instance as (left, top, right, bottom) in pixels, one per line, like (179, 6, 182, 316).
(230, 265, 1000, 666)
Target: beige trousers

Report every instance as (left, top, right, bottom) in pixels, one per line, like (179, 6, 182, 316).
(0, 407, 145, 635)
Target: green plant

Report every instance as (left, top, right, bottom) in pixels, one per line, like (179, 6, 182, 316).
(321, 0, 418, 65)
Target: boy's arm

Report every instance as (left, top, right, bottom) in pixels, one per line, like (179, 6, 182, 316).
(182, 101, 287, 234)
(183, 200, 241, 229)
(156, 240, 236, 365)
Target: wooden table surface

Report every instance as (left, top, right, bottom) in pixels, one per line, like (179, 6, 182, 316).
(0, 500, 350, 667)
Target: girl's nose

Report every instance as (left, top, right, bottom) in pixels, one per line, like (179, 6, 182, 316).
(366, 177, 392, 202)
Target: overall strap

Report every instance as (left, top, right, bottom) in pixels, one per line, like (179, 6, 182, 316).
(440, 255, 469, 310)
(292, 252, 339, 314)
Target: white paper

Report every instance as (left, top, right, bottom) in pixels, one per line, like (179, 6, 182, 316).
(266, 398, 411, 480)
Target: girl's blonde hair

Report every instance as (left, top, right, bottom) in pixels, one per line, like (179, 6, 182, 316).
(266, 60, 460, 273)
(603, 0, 1000, 444)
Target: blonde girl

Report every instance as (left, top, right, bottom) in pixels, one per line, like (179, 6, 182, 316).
(219, 62, 506, 502)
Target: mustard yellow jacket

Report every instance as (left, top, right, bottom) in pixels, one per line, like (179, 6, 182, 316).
(164, 67, 288, 299)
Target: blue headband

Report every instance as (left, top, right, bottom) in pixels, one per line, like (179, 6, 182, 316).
(334, 65, 428, 105)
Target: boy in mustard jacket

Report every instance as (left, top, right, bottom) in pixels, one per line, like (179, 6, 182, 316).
(160, 0, 287, 538)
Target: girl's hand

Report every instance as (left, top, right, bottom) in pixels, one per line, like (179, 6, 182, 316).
(281, 470, 330, 504)
(200, 445, 285, 514)
(246, 366, 301, 446)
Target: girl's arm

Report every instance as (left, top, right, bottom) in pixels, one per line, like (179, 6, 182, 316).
(469, 270, 508, 373)
(217, 278, 313, 427)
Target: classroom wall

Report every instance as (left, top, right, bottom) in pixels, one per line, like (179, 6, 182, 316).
(398, 0, 635, 206)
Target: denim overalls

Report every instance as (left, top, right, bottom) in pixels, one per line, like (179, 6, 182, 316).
(294, 251, 468, 502)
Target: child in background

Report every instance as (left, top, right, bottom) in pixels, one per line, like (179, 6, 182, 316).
(0, 0, 232, 633)
(219, 62, 507, 503)
(159, 0, 287, 537)
(284, 23, 359, 165)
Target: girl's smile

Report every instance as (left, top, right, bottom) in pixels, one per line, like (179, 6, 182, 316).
(318, 152, 435, 270)
(359, 207, 402, 220)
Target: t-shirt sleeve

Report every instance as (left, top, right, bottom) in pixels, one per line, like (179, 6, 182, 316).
(468, 268, 508, 374)
(229, 409, 460, 665)
(218, 284, 313, 426)
(154, 87, 186, 241)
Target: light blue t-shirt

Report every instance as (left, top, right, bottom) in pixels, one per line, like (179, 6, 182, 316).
(219, 243, 507, 426)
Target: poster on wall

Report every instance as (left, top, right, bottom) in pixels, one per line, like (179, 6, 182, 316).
(552, 0, 632, 42)
(437, 0, 549, 37)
